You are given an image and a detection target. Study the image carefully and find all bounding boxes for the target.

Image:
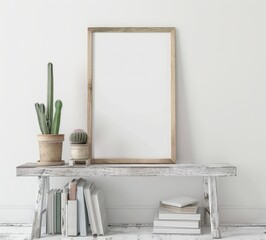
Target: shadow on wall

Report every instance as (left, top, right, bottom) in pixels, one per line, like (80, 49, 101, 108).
(176, 30, 195, 163)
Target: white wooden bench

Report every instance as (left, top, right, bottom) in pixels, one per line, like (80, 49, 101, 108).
(16, 163, 237, 239)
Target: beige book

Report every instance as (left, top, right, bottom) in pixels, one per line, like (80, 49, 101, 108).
(162, 196, 198, 208)
(159, 208, 200, 221)
(160, 202, 198, 214)
(69, 178, 81, 200)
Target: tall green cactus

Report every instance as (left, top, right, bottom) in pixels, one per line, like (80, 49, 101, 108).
(46, 63, 53, 133)
(35, 63, 63, 134)
(51, 100, 63, 134)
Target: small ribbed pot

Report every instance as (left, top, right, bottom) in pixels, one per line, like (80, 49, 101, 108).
(37, 134, 65, 166)
(70, 144, 89, 160)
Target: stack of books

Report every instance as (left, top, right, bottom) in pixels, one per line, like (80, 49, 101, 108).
(46, 189, 63, 234)
(46, 178, 108, 237)
(153, 197, 201, 235)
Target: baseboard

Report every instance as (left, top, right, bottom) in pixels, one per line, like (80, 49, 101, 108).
(1, 205, 266, 224)
(0, 205, 34, 223)
(219, 205, 266, 225)
(106, 205, 266, 224)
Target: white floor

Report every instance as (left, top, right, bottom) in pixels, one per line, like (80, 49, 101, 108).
(0, 225, 266, 240)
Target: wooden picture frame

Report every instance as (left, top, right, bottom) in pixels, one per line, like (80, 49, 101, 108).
(88, 27, 176, 164)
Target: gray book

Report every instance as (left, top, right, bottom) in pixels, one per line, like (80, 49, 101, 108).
(52, 189, 57, 234)
(56, 189, 62, 234)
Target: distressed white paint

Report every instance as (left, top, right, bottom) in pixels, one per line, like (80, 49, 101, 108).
(203, 177, 209, 225)
(16, 163, 236, 177)
(1, 0, 266, 225)
(208, 177, 221, 239)
(31, 177, 49, 239)
(31, 177, 45, 239)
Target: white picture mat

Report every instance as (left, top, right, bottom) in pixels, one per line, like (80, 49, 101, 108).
(92, 32, 171, 158)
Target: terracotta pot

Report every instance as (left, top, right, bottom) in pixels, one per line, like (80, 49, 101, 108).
(37, 134, 65, 166)
(70, 144, 89, 160)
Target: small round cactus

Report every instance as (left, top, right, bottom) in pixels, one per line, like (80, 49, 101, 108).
(70, 129, 88, 144)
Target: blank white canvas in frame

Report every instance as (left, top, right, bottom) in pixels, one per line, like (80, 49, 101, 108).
(92, 32, 171, 159)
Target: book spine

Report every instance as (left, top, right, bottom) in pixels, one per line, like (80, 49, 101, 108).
(61, 190, 68, 236)
(56, 191, 61, 233)
(46, 191, 53, 234)
(52, 190, 56, 234)
(69, 181, 77, 200)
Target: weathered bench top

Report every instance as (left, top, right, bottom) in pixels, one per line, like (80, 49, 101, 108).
(16, 163, 236, 177)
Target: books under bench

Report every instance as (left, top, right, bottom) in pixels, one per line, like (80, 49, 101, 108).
(153, 197, 201, 235)
(46, 178, 108, 237)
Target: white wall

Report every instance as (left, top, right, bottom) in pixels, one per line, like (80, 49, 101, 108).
(1, 0, 266, 224)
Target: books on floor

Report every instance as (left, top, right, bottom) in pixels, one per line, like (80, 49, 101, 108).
(46, 178, 108, 237)
(153, 197, 201, 235)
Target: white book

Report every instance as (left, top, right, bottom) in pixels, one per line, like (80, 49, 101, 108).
(159, 208, 200, 221)
(52, 189, 59, 234)
(154, 216, 199, 228)
(52, 189, 57, 234)
(77, 179, 89, 236)
(83, 181, 97, 235)
(92, 189, 108, 235)
(46, 189, 56, 234)
(153, 227, 201, 234)
(162, 197, 198, 208)
(66, 200, 78, 236)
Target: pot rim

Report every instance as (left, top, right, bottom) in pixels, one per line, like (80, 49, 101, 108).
(37, 134, 65, 141)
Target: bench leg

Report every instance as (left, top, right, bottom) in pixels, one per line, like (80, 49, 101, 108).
(203, 177, 209, 225)
(208, 176, 221, 239)
(31, 176, 50, 239)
